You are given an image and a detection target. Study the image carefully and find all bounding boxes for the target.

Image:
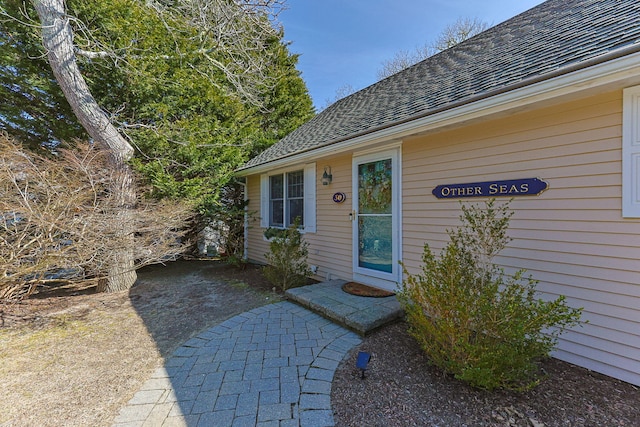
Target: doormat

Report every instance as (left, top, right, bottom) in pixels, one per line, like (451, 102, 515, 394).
(342, 282, 395, 298)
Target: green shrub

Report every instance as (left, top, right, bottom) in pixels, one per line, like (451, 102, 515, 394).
(263, 220, 312, 291)
(263, 226, 287, 240)
(398, 199, 583, 391)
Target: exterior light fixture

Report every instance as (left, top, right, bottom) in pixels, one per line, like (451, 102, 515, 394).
(321, 166, 333, 185)
(356, 351, 371, 379)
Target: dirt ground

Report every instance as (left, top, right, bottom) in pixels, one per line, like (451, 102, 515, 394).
(0, 260, 279, 427)
(2, 260, 639, 427)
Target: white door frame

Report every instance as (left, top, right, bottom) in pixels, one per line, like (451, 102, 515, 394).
(351, 146, 402, 291)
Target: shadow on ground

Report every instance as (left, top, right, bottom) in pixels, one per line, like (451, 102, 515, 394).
(129, 259, 279, 357)
(117, 259, 364, 427)
(118, 260, 281, 426)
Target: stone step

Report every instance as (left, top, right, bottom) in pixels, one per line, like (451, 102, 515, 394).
(285, 280, 404, 336)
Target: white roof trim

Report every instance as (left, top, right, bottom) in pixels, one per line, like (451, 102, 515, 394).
(238, 51, 640, 176)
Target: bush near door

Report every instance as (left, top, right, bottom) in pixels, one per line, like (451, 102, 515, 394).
(263, 219, 312, 292)
(398, 199, 583, 391)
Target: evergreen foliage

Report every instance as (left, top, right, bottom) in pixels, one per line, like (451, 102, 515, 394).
(398, 199, 583, 390)
(0, 0, 314, 219)
(263, 220, 312, 291)
(0, 0, 86, 149)
(207, 182, 253, 267)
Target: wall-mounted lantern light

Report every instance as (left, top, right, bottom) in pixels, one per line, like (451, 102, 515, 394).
(321, 166, 333, 185)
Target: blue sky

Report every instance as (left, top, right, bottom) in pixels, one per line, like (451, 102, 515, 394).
(278, 0, 545, 109)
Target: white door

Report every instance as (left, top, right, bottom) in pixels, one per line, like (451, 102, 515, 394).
(352, 148, 401, 290)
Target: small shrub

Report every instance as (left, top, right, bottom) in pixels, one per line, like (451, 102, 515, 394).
(263, 220, 312, 291)
(398, 199, 583, 390)
(263, 227, 287, 240)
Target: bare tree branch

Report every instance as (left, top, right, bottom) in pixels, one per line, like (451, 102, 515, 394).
(433, 17, 489, 51)
(0, 136, 194, 301)
(145, 0, 287, 107)
(377, 16, 490, 81)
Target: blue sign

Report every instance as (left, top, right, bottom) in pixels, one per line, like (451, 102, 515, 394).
(332, 192, 347, 203)
(432, 178, 548, 199)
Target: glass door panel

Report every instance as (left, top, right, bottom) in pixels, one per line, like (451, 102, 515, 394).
(357, 159, 392, 273)
(358, 216, 392, 273)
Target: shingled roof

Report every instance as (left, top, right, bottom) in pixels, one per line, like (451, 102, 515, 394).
(240, 0, 640, 171)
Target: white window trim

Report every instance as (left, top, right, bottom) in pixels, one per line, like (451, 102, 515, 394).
(260, 163, 316, 232)
(623, 85, 640, 218)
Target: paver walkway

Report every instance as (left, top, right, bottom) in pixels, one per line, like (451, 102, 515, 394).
(112, 301, 361, 427)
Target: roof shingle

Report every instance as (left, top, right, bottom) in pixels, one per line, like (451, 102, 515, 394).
(241, 0, 640, 170)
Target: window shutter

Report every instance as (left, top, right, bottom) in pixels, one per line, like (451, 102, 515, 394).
(623, 86, 640, 217)
(260, 174, 269, 227)
(304, 163, 316, 232)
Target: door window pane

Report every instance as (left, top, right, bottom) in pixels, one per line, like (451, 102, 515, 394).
(358, 216, 392, 273)
(358, 159, 392, 214)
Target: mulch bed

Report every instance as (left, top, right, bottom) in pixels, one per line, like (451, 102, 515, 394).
(331, 321, 640, 427)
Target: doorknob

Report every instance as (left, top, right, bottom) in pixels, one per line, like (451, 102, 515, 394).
(349, 210, 357, 221)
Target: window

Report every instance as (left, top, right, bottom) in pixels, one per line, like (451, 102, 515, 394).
(286, 170, 304, 226)
(269, 174, 284, 226)
(269, 171, 303, 227)
(261, 164, 316, 232)
(623, 85, 640, 217)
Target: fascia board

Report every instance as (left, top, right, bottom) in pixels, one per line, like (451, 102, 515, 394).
(237, 51, 640, 177)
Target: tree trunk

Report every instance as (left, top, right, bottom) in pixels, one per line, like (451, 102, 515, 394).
(33, 0, 138, 292)
(96, 163, 138, 293)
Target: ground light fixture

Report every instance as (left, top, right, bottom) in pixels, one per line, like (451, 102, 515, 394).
(356, 351, 371, 379)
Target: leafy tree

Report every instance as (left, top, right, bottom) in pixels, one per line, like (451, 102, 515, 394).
(256, 31, 316, 144)
(0, 0, 87, 149)
(0, 0, 314, 291)
(206, 181, 253, 266)
(377, 17, 489, 80)
(1, 0, 313, 213)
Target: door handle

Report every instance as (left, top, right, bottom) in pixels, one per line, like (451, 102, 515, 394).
(349, 210, 357, 221)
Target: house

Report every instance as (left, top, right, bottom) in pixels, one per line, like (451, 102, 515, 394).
(236, 0, 640, 387)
